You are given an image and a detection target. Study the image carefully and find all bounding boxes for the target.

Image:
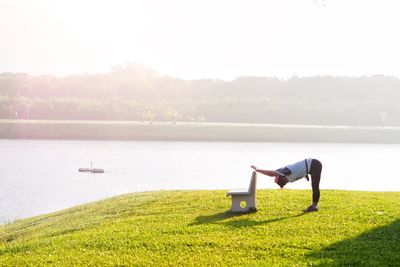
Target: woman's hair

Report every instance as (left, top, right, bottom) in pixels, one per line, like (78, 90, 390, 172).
(275, 175, 288, 188)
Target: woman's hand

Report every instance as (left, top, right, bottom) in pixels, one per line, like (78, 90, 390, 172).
(250, 165, 258, 171)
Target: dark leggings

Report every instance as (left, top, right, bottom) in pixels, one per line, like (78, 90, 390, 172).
(310, 159, 322, 203)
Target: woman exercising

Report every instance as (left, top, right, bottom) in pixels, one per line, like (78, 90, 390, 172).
(251, 158, 322, 212)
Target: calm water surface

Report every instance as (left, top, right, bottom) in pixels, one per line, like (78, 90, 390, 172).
(1, 140, 399, 224)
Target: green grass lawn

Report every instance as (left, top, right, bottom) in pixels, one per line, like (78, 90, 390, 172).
(1, 190, 400, 266)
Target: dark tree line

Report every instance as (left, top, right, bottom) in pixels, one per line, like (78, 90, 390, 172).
(1, 64, 399, 126)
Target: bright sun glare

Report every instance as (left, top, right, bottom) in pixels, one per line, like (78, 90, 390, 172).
(0, 0, 400, 79)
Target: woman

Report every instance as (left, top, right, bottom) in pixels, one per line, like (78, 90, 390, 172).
(251, 158, 322, 212)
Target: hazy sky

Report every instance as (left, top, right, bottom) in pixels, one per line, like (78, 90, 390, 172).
(0, 0, 399, 80)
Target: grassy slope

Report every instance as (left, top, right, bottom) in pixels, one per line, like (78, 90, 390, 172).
(1, 190, 400, 266)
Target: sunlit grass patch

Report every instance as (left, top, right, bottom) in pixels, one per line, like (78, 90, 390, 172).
(1, 190, 400, 266)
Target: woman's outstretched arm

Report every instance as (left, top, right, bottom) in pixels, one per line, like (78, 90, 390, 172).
(251, 165, 283, 177)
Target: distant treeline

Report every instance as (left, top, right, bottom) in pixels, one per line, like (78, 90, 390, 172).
(1, 63, 400, 126)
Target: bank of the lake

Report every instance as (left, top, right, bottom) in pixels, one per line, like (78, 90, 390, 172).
(1, 119, 400, 143)
(1, 189, 399, 266)
(4, 139, 400, 224)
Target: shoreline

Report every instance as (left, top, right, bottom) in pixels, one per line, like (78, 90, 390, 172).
(2, 188, 399, 226)
(1, 119, 400, 143)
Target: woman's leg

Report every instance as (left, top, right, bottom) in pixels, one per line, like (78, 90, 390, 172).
(310, 159, 322, 204)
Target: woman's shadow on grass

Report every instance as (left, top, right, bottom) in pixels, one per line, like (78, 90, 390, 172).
(189, 210, 306, 227)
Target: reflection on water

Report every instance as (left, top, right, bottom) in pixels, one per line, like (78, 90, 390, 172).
(1, 140, 399, 223)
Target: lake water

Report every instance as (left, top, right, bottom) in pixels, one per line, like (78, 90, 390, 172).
(1, 139, 400, 224)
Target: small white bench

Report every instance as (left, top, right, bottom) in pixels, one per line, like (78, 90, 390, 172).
(226, 171, 257, 212)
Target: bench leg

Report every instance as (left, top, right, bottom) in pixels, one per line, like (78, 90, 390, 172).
(230, 195, 256, 212)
